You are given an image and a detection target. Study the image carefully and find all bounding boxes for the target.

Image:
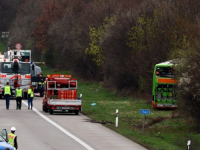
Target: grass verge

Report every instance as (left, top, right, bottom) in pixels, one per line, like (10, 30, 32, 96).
(40, 65, 200, 150)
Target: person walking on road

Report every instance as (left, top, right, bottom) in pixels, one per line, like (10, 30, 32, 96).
(15, 84, 22, 110)
(28, 85, 34, 109)
(8, 127, 18, 150)
(4, 82, 11, 110)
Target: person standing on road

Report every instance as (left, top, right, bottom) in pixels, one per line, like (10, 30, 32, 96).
(8, 127, 18, 150)
(15, 84, 22, 110)
(4, 82, 11, 110)
(38, 73, 44, 97)
(28, 85, 34, 109)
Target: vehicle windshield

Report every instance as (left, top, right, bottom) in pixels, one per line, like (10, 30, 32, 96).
(156, 66, 174, 78)
(1, 62, 30, 74)
(0, 136, 5, 142)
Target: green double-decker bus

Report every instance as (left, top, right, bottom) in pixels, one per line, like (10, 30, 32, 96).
(152, 60, 178, 109)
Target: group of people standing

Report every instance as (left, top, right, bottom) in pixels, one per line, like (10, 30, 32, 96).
(4, 75, 45, 150)
(4, 83, 35, 150)
(4, 82, 34, 110)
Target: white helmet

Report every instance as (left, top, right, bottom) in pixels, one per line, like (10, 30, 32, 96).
(11, 127, 16, 131)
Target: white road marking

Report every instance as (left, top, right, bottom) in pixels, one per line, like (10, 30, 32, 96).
(22, 100, 94, 150)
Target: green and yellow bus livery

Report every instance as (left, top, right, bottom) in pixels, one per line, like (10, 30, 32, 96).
(152, 61, 178, 109)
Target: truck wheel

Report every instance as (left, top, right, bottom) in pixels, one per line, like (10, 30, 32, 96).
(75, 110, 79, 115)
(42, 105, 45, 112)
(49, 108, 53, 115)
(43, 102, 48, 112)
(44, 105, 48, 112)
(45, 108, 48, 113)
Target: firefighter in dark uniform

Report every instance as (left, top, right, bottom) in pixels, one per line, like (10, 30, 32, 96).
(38, 74, 44, 97)
(8, 127, 18, 150)
(15, 84, 22, 110)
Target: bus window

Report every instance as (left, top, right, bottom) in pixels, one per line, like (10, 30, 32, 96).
(156, 67, 174, 78)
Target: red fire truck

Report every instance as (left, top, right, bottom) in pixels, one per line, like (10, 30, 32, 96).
(42, 74, 82, 115)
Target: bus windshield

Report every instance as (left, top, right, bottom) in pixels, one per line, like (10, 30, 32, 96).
(156, 66, 174, 78)
(1, 62, 30, 74)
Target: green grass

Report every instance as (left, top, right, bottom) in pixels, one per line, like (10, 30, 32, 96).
(41, 65, 200, 150)
(0, 41, 6, 53)
(39, 65, 70, 76)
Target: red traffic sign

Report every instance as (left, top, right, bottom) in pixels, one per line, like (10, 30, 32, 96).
(15, 43, 22, 50)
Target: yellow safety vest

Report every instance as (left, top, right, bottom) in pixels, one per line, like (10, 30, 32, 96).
(28, 88, 34, 97)
(38, 82, 44, 85)
(4, 85, 11, 95)
(8, 133, 16, 146)
(16, 88, 22, 97)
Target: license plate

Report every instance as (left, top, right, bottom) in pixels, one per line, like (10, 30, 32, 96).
(12, 91, 15, 93)
(62, 107, 70, 109)
(163, 105, 172, 107)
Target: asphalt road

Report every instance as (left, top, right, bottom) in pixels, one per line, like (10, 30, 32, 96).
(0, 97, 147, 150)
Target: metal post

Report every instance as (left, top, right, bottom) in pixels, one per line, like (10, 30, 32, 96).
(116, 109, 118, 127)
(142, 114, 145, 135)
(140, 109, 150, 135)
(187, 140, 191, 150)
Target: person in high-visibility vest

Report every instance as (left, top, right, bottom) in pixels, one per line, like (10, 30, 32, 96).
(15, 84, 22, 110)
(4, 82, 11, 110)
(28, 85, 34, 109)
(8, 127, 18, 150)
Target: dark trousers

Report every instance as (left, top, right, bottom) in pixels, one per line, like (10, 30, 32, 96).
(5, 94, 10, 109)
(16, 97, 22, 109)
(39, 86, 44, 97)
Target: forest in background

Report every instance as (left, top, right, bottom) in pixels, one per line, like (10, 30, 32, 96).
(1, 0, 200, 128)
